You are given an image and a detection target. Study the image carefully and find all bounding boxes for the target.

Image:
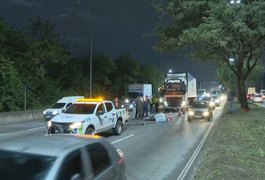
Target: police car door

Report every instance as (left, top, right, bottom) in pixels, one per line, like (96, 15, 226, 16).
(95, 103, 108, 130)
(104, 102, 116, 129)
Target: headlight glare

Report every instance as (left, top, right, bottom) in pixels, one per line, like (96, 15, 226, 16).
(203, 112, 209, 116)
(188, 111, 194, 116)
(70, 122, 83, 129)
(125, 99, 129, 103)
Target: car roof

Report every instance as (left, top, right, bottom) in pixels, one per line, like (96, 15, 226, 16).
(0, 134, 105, 157)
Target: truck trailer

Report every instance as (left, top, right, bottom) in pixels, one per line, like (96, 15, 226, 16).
(159, 72, 197, 111)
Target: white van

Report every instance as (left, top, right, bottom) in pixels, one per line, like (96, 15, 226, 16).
(43, 96, 84, 121)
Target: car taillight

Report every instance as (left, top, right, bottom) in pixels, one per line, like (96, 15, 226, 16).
(116, 148, 125, 164)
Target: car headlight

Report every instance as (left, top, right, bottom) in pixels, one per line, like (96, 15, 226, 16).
(70, 122, 83, 129)
(209, 102, 215, 107)
(52, 111, 58, 115)
(203, 112, 209, 116)
(129, 104, 133, 108)
(43, 110, 47, 115)
(47, 121, 52, 128)
(159, 98, 163, 103)
(188, 111, 194, 116)
(121, 104, 125, 108)
(125, 99, 129, 103)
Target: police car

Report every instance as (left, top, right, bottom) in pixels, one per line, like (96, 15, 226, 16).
(47, 98, 128, 135)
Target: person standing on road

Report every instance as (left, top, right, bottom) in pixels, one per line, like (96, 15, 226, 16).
(135, 96, 140, 119)
(154, 96, 159, 113)
(143, 95, 150, 117)
(227, 89, 235, 113)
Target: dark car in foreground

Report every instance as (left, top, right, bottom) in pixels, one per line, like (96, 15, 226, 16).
(0, 134, 126, 180)
(188, 101, 213, 121)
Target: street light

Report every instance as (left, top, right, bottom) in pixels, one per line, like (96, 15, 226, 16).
(88, 12, 109, 98)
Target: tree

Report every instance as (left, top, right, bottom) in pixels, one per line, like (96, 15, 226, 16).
(0, 55, 24, 112)
(111, 54, 140, 97)
(154, 0, 265, 110)
(137, 64, 164, 95)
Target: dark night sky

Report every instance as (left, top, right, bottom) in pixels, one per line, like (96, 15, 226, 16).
(0, 0, 216, 82)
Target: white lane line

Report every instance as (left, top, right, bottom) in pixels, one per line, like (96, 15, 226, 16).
(177, 121, 215, 180)
(111, 134, 135, 144)
(0, 134, 5, 137)
(27, 127, 46, 131)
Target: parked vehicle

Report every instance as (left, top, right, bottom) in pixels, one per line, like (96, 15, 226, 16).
(253, 94, 263, 103)
(122, 84, 152, 110)
(0, 134, 126, 180)
(260, 89, 265, 99)
(188, 101, 213, 122)
(43, 96, 84, 121)
(159, 71, 197, 112)
(47, 98, 128, 135)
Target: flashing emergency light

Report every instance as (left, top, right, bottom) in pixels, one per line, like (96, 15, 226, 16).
(78, 98, 104, 102)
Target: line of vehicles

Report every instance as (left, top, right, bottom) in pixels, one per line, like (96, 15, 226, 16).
(0, 70, 225, 179)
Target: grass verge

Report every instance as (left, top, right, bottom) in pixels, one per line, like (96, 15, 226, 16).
(193, 103, 265, 180)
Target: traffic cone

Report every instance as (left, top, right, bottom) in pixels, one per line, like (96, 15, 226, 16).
(168, 112, 173, 122)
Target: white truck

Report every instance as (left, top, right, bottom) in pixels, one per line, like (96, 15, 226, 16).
(47, 98, 128, 135)
(159, 72, 197, 111)
(43, 96, 84, 121)
(122, 84, 152, 110)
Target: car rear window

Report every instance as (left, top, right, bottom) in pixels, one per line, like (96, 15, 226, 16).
(0, 150, 55, 180)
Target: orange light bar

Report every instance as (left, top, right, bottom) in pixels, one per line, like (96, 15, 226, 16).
(77, 98, 104, 102)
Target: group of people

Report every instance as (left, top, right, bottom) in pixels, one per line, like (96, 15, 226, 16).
(133, 95, 160, 119)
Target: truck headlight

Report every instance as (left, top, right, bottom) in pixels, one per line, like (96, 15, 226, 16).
(47, 121, 52, 128)
(52, 111, 58, 115)
(209, 102, 215, 107)
(181, 101, 186, 107)
(188, 111, 194, 116)
(203, 112, 209, 116)
(70, 122, 83, 129)
(125, 99, 129, 103)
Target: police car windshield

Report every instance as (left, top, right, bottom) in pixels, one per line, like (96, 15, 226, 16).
(50, 103, 66, 109)
(64, 103, 97, 114)
(0, 150, 55, 179)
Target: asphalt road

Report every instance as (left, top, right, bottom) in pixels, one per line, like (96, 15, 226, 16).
(0, 105, 225, 180)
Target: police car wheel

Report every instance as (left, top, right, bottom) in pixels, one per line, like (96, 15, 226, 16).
(85, 127, 95, 135)
(113, 120, 122, 135)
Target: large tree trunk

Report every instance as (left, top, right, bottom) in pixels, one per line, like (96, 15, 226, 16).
(237, 76, 249, 111)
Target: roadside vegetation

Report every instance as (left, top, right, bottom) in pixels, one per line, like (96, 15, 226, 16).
(0, 17, 164, 112)
(194, 103, 265, 179)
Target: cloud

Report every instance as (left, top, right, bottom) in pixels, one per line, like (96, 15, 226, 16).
(10, 0, 43, 7)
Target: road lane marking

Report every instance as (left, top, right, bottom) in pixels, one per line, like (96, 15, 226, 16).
(27, 127, 46, 131)
(177, 121, 215, 180)
(0, 134, 5, 137)
(111, 134, 135, 144)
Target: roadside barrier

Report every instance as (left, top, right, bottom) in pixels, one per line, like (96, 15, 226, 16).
(0, 109, 44, 125)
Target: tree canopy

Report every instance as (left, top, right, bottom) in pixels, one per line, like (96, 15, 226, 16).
(154, 0, 265, 110)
